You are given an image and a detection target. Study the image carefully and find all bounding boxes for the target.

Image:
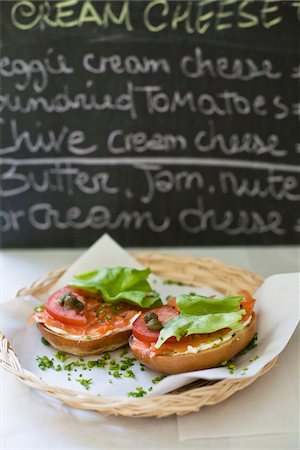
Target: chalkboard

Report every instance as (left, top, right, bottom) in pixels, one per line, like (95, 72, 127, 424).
(0, 0, 299, 247)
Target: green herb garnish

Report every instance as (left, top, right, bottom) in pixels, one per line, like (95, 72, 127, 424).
(152, 375, 166, 384)
(36, 355, 54, 371)
(76, 378, 92, 390)
(228, 361, 236, 374)
(127, 386, 147, 398)
(123, 370, 136, 379)
(63, 360, 87, 371)
(54, 351, 69, 362)
(41, 337, 50, 346)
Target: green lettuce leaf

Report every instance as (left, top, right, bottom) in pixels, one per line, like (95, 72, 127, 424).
(176, 294, 243, 315)
(69, 267, 162, 308)
(155, 311, 245, 348)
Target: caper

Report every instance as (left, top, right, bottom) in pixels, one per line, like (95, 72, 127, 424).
(144, 312, 158, 323)
(146, 318, 163, 330)
(143, 312, 163, 330)
(58, 292, 84, 312)
(58, 292, 68, 306)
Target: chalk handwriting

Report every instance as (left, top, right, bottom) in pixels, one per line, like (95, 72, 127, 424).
(0, 118, 97, 156)
(179, 197, 286, 235)
(0, 81, 295, 122)
(219, 171, 300, 201)
(136, 165, 204, 204)
(194, 120, 286, 157)
(0, 203, 170, 233)
(83, 53, 171, 75)
(0, 82, 137, 119)
(0, 163, 119, 197)
(180, 47, 281, 80)
(0, 48, 73, 93)
(107, 130, 186, 154)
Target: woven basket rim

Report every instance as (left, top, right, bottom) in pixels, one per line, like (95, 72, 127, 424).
(0, 252, 277, 417)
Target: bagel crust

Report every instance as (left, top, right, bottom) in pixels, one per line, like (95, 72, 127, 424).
(38, 323, 131, 356)
(129, 313, 257, 374)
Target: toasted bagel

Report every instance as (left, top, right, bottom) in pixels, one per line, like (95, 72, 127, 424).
(129, 313, 256, 374)
(38, 323, 131, 356)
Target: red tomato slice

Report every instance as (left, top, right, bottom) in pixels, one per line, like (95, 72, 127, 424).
(45, 287, 89, 326)
(240, 290, 256, 322)
(132, 306, 179, 344)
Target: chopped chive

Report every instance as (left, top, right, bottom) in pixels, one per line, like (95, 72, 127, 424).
(127, 386, 147, 397)
(36, 355, 54, 371)
(41, 337, 50, 346)
(76, 378, 92, 390)
(54, 351, 69, 362)
(152, 375, 166, 384)
(123, 370, 135, 379)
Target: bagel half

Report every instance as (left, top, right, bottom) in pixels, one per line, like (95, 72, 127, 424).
(129, 313, 257, 374)
(38, 323, 131, 356)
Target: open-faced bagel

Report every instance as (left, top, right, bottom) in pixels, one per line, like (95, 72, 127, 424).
(129, 313, 256, 374)
(38, 323, 132, 356)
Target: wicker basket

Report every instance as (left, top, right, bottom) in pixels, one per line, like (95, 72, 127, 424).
(0, 253, 277, 417)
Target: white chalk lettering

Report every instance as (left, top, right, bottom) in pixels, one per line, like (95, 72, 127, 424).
(0, 118, 97, 156)
(0, 163, 119, 197)
(273, 95, 289, 119)
(180, 47, 282, 80)
(0, 48, 74, 93)
(83, 53, 171, 75)
(0, 82, 137, 119)
(24, 202, 170, 232)
(194, 120, 286, 157)
(107, 129, 186, 154)
(0, 208, 25, 231)
(219, 171, 300, 201)
(137, 165, 204, 203)
(179, 197, 285, 235)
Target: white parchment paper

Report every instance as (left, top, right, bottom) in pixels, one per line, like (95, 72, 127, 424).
(1, 234, 299, 399)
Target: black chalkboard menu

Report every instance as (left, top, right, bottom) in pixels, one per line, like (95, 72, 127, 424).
(0, 0, 299, 247)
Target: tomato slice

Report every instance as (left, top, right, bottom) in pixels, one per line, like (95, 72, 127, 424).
(45, 287, 90, 326)
(240, 290, 256, 322)
(132, 306, 179, 344)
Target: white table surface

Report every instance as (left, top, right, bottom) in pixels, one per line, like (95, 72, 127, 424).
(0, 246, 299, 450)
